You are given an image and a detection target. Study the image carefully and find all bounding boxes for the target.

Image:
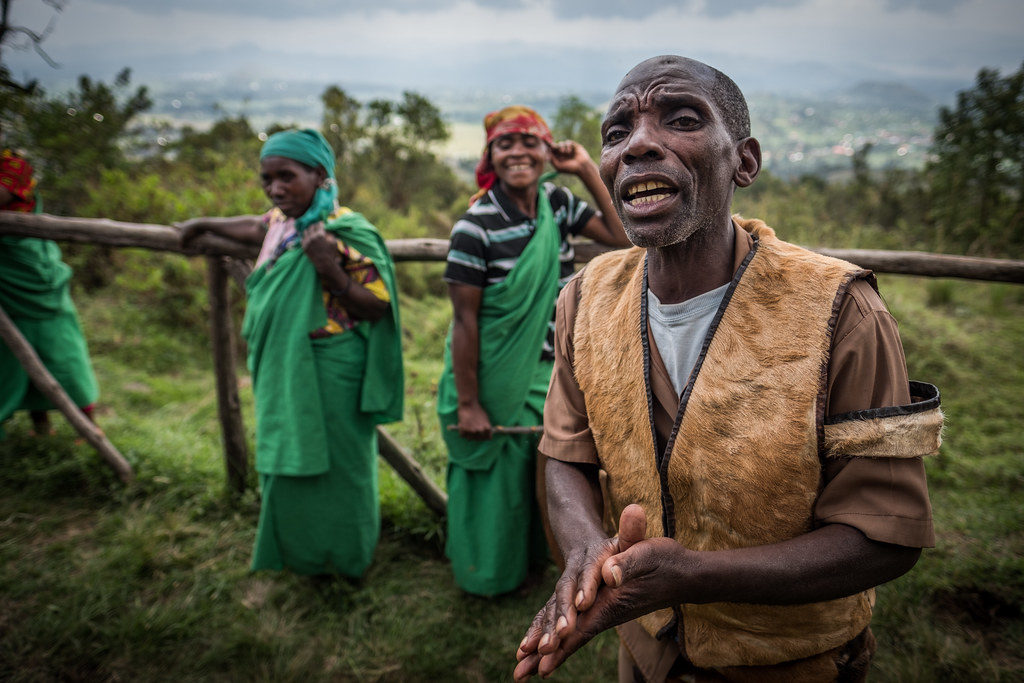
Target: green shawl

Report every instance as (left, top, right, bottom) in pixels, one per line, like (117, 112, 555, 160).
(0, 197, 72, 319)
(437, 175, 560, 470)
(0, 236, 73, 318)
(242, 211, 403, 476)
(0, 235, 99, 432)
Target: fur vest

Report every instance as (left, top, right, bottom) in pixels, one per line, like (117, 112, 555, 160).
(573, 218, 942, 668)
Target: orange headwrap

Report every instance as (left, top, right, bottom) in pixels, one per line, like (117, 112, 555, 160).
(470, 105, 554, 205)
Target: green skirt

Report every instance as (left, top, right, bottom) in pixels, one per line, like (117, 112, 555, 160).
(0, 309, 98, 425)
(444, 360, 552, 596)
(251, 332, 380, 577)
(0, 236, 98, 436)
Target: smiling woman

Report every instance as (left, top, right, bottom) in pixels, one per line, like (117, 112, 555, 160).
(436, 105, 631, 597)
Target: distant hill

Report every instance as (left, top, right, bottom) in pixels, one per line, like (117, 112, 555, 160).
(743, 80, 937, 178)
(836, 81, 936, 112)
(126, 74, 939, 180)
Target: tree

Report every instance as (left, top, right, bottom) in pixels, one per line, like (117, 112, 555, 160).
(319, 86, 462, 212)
(363, 91, 450, 151)
(395, 91, 448, 150)
(552, 95, 602, 160)
(928, 62, 1024, 256)
(172, 116, 262, 171)
(321, 84, 364, 195)
(1, 2, 151, 214)
(6, 67, 152, 215)
(362, 90, 456, 210)
(0, 0, 65, 94)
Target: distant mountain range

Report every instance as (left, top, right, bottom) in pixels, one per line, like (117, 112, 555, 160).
(16, 44, 954, 179)
(119, 71, 940, 178)
(18, 39, 973, 105)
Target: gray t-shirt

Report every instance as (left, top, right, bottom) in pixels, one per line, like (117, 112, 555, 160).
(647, 283, 729, 395)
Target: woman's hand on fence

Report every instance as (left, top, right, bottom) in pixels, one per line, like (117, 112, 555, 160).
(176, 219, 208, 247)
(175, 216, 266, 247)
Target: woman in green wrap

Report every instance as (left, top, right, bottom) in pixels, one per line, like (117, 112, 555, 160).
(438, 106, 629, 596)
(178, 129, 403, 578)
(0, 148, 99, 439)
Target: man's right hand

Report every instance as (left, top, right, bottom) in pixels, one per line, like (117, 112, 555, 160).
(456, 402, 493, 440)
(514, 504, 649, 680)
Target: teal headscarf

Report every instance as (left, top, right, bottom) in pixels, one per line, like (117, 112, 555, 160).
(260, 128, 338, 232)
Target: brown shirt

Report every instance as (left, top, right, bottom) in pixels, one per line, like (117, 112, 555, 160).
(541, 225, 934, 548)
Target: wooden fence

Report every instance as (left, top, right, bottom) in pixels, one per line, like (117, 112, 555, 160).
(3, 212, 1023, 514)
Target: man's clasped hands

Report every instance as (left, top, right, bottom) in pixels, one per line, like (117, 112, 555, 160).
(514, 503, 686, 681)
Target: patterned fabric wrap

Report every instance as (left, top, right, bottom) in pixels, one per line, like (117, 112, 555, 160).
(1, 150, 37, 213)
(470, 105, 554, 205)
(257, 207, 390, 337)
(259, 129, 337, 232)
(314, 240, 389, 337)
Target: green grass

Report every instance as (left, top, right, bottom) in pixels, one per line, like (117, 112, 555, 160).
(1, 273, 1022, 681)
(866, 277, 1024, 682)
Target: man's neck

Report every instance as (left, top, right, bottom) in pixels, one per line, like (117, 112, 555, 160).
(647, 218, 735, 304)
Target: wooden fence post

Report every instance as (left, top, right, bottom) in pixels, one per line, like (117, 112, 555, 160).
(207, 256, 249, 493)
(376, 426, 448, 517)
(0, 301, 133, 483)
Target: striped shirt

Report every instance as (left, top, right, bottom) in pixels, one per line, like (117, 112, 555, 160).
(444, 182, 595, 360)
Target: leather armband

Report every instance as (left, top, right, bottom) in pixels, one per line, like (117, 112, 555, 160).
(823, 381, 943, 459)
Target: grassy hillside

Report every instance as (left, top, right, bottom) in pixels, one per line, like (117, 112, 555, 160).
(1, 262, 1022, 681)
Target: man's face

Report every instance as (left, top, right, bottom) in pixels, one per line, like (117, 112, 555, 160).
(599, 61, 739, 248)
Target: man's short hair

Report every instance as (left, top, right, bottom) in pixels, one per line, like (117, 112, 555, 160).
(710, 68, 751, 142)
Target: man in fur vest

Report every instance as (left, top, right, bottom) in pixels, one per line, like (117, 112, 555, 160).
(514, 55, 942, 683)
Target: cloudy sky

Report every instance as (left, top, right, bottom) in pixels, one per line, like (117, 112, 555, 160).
(4, 0, 1022, 99)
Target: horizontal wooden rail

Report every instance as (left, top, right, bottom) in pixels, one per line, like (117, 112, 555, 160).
(3, 212, 1023, 282)
(4, 210, 1022, 503)
(0, 211, 259, 258)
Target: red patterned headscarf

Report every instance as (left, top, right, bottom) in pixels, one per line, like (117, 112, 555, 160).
(0, 149, 37, 213)
(470, 105, 554, 205)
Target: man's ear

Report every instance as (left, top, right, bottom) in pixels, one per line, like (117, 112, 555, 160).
(733, 137, 761, 188)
